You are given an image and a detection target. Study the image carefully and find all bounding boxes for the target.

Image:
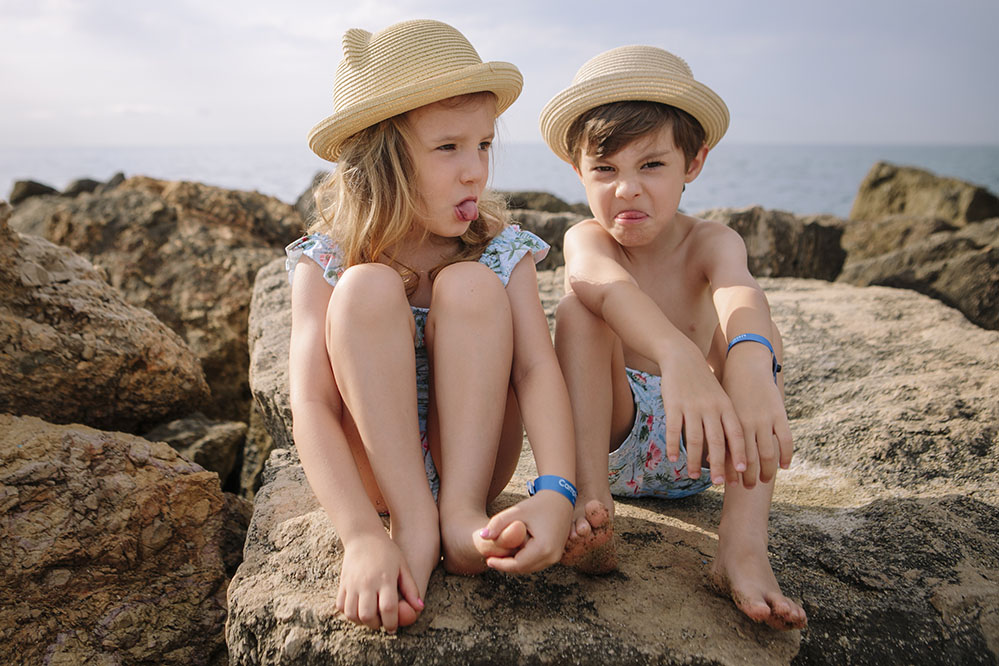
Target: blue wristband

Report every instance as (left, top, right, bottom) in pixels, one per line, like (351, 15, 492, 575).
(726, 333, 782, 383)
(527, 475, 577, 507)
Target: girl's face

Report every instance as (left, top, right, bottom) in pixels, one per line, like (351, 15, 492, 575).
(404, 94, 497, 238)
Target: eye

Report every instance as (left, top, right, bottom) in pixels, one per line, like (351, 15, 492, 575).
(593, 165, 614, 173)
(642, 161, 664, 169)
(436, 143, 457, 152)
(478, 141, 492, 151)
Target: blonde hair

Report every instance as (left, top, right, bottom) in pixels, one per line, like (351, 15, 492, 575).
(309, 93, 508, 294)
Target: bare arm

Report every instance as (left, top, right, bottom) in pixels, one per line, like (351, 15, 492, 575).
(705, 226, 793, 483)
(563, 220, 747, 485)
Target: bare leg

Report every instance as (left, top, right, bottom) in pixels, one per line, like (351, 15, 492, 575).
(710, 479, 807, 630)
(427, 262, 526, 574)
(709, 322, 805, 629)
(327, 264, 440, 619)
(554, 293, 633, 574)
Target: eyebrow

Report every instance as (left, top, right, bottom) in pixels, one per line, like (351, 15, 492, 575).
(430, 131, 495, 143)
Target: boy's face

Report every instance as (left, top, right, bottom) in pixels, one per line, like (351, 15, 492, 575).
(574, 125, 706, 248)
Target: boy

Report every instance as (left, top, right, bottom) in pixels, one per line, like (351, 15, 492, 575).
(540, 45, 807, 630)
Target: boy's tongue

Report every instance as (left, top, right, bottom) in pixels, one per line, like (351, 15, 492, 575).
(456, 200, 478, 222)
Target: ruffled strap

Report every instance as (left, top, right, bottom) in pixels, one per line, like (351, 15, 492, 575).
(285, 233, 344, 287)
(478, 225, 550, 286)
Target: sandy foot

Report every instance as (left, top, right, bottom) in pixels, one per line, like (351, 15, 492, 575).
(561, 500, 617, 574)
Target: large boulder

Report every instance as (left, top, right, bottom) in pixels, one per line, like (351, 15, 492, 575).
(509, 210, 586, 271)
(0, 414, 252, 666)
(838, 218, 999, 330)
(229, 268, 998, 663)
(698, 206, 846, 281)
(9, 176, 305, 422)
(849, 161, 999, 225)
(0, 203, 210, 432)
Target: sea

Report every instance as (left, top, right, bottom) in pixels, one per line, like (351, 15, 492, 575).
(3, 143, 998, 219)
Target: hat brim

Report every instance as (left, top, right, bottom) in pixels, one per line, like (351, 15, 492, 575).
(539, 72, 729, 164)
(309, 61, 522, 163)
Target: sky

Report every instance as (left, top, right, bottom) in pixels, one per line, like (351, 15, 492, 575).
(2, 0, 998, 149)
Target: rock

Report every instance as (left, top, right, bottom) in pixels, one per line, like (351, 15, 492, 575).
(230, 269, 998, 663)
(244, 258, 294, 494)
(698, 206, 846, 280)
(840, 215, 956, 262)
(63, 178, 102, 197)
(144, 412, 248, 485)
(509, 210, 586, 271)
(850, 161, 999, 225)
(0, 414, 252, 666)
(8, 176, 306, 422)
(499, 190, 579, 213)
(0, 203, 211, 432)
(838, 218, 999, 330)
(8, 179, 58, 205)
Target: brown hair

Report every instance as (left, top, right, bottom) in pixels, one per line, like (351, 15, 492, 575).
(309, 92, 507, 294)
(566, 101, 706, 169)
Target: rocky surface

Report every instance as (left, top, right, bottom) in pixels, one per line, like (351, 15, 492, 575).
(0, 414, 252, 666)
(698, 206, 846, 280)
(8, 176, 305, 422)
(0, 203, 210, 432)
(850, 161, 999, 225)
(144, 412, 249, 486)
(233, 252, 999, 663)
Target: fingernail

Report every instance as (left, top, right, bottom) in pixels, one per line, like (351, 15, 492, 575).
(417, 598, 425, 609)
(736, 463, 746, 472)
(713, 476, 724, 485)
(479, 528, 490, 538)
(669, 455, 678, 462)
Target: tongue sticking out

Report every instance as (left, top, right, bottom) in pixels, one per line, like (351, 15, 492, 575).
(456, 200, 478, 222)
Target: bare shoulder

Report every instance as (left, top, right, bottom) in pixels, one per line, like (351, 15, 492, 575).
(684, 215, 748, 263)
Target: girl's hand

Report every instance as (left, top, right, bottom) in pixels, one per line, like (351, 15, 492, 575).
(479, 491, 574, 574)
(336, 532, 424, 633)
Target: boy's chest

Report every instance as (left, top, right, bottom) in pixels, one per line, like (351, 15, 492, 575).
(632, 266, 719, 359)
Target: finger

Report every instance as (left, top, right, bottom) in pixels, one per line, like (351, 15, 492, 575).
(757, 429, 778, 484)
(336, 582, 347, 615)
(487, 538, 551, 574)
(378, 582, 399, 634)
(356, 589, 381, 631)
(703, 417, 727, 485)
(342, 587, 360, 625)
(721, 409, 747, 474)
(775, 420, 794, 469)
(481, 504, 523, 541)
(742, 435, 760, 489)
(397, 564, 424, 616)
(665, 404, 683, 462)
(684, 423, 704, 480)
(724, 450, 741, 485)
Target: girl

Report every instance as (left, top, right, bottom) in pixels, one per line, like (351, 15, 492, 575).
(286, 19, 577, 634)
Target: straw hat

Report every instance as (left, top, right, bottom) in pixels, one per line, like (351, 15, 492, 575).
(309, 19, 523, 162)
(539, 45, 729, 164)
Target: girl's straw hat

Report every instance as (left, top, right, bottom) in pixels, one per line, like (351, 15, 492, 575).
(539, 45, 729, 164)
(309, 19, 523, 162)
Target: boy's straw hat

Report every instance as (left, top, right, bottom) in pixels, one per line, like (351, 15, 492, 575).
(539, 45, 729, 164)
(309, 19, 523, 162)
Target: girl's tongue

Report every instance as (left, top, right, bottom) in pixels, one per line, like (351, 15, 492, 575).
(456, 199, 478, 222)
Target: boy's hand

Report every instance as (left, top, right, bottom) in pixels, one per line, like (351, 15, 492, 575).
(480, 491, 574, 574)
(337, 531, 424, 633)
(660, 350, 747, 485)
(721, 352, 793, 486)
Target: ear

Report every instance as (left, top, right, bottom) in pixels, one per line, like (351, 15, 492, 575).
(684, 145, 710, 183)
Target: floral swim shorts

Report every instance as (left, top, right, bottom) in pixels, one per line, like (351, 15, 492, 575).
(607, 367, 714, 499)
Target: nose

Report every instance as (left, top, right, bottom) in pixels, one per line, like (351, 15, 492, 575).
(460, 150, 488, 185)
(614, 174, 640, 199)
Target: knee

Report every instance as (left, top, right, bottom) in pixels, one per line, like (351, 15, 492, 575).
(555, 292, 608, 340)
(327, 263, 409, 324)
(432, 262, 508, 318)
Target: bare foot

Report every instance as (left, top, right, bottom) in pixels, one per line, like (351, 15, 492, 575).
(709, 542, 807, 630)
(561, 499, 617, 574)
(440, 509, 525, 575)
(390, 520, 440, 627)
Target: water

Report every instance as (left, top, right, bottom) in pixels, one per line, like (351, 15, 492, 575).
(3, 143, 998, 218)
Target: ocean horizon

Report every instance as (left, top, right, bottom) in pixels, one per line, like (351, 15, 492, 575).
(3, 143, 998, 219)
